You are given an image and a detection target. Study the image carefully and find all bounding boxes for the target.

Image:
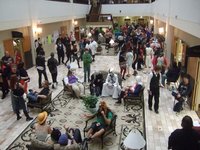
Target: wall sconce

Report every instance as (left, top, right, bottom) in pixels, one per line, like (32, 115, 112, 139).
(159, 27, 164, 35)
(125, 16, 129, 19)
(150, 20, 154, 25)
(33, 27, 42, 35)
(73, 21, 78, 26)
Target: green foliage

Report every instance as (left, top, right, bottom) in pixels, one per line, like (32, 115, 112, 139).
(82, 95, 98, 108)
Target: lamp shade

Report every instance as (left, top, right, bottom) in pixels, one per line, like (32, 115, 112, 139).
(123, 129, 146, 149)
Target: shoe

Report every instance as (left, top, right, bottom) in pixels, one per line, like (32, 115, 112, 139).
(149, 107, 152, 111)
(1, 93, 6, 99)
(115, 100, 121, 104)
(39, 86, 42, 89)
(52, 84, 55, 89)
(155, 110, 159, 114)
(17, 116, 22, 120)
(26, 117, 33, 121)
(122, 77, 126, 80)
(85, 137, 91, 141)
(79, 67, 82, 68)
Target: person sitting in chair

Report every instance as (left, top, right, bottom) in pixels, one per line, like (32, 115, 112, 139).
(101, 68, 121, 99)
(172, 74, 192, 112)
(85, 101, 113, 141)
(64, 69, 84, 98)
(27, 80, 50, 103)
(116, 75, 143, 104)
(90, 72, 104, 96)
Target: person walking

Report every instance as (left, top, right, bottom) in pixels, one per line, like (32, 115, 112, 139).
(147, 65, 163, 114)
(47, 52, 58, 89)
(36, 51, 49, 88)
(82, 48, 92, 83)
(55, 39, 65, 65)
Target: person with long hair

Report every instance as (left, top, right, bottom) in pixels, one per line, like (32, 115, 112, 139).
(85, 101, 113, 140)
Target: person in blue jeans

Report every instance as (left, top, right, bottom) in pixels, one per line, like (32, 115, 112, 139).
(27, 80, 50, 103)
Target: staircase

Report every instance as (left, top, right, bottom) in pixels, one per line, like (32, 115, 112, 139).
(86, 3, 114, 28)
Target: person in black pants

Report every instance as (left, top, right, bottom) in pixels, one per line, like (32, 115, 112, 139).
(0, 67, 6, 99)
(47, 52, 58, 89)
(11, 78, 33, 121)
(72, 44, 81, 68)
(56, 39, 65, 65)
(147, 65, 163, 114)
(36, 52, 49, 88)
(132, 46, 138, 76)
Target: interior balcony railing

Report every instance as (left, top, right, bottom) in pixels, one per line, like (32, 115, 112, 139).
(86, 14, 114, 26)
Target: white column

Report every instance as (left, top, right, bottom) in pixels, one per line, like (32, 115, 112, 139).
(153, 19, 158, 34)
(165, 23, 174, 62)
(70, 0, 73, 3)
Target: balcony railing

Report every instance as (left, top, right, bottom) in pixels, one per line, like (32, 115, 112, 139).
(47, 0, 153, 4)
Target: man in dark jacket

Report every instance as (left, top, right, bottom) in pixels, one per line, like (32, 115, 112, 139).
(168, 115, 200, 150)
(55, 39, 65, 65)
(36, 51, 49, 88)
(36, 43, 45, 56)
(47, 52, 58, 89)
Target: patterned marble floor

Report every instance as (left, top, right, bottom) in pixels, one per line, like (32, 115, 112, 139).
(0, 54, 199, 150)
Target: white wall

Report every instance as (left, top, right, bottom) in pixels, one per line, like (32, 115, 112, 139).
(152, 0, 200, 39)
(101, 4, 152, 17)
(0, 0, 90, 31)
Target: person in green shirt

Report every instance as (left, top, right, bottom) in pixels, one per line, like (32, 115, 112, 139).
(85, 101, 113, 140)
(82, 48, 92, 83)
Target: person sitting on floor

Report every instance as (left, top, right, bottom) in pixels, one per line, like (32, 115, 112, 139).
(27, 80, 50, 103)
(33, 111, 52, 142)
(172, 74, 192, 112)
(101, 68, 121, 99)
(116, 75, 143, 104)
(90, 72, 104, 96)
(85, 101, 113, 141)
(64, 69, 84, 98)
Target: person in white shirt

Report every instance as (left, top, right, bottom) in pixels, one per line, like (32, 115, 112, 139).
(101, 69, 121, 99)
(126, 49, 133, 77)
(89, 38, 98, 62)
(145, 43, 153, 69)
(147, 65, 163, 114)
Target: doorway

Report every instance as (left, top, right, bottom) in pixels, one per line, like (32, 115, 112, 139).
(194, 59, 200, 116)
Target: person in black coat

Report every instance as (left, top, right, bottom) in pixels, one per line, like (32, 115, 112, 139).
(55, 39, 65, 65)
(90, 72, 104, 96)
(36, 43, 45, 56)
(47, 52, 58, 89)
(36, 51, 49, 88)
(166, 62, 180, 84)
(168, 115, 200, 150)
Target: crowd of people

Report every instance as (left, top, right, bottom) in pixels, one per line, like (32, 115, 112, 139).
(1, 21, 199, 149)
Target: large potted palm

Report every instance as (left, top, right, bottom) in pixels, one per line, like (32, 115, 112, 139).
(82, 95, 98, 113)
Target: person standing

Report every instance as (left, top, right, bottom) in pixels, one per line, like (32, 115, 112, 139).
(55, 39, 65, 65)
(72, 44, 81, 68)
(36, 43, 45, 56)
(147, 65, 163, 114)
(145, 43, 153, 70)
(47, 52, 58, 89)
(36, 51, 49, 88)
(89, 38, 98, 62)
(82, 48, 92, 83)
(11, 76, 33, 121)
(126, 49, 133, 77)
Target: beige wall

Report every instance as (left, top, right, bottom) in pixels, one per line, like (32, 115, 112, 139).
(174, 28, 200, 47)
(0, 26, 30, 58)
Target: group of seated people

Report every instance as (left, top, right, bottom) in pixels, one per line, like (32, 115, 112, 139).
(30, 100, 114, 148)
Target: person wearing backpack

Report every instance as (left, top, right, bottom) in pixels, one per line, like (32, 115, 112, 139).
(172, 74, 192, 112)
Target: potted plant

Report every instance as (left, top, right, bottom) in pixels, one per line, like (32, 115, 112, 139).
(82, 95, 98, 113)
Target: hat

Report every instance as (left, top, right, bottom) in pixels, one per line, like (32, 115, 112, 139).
(37, 111, 48, 125)
(58, 134, 68, 145)
(51, 128, 61, 142)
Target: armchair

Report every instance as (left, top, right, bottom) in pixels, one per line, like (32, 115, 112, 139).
(83, 112, 117, 149)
